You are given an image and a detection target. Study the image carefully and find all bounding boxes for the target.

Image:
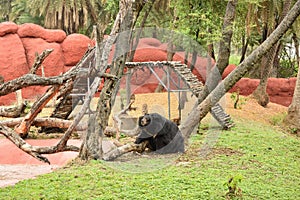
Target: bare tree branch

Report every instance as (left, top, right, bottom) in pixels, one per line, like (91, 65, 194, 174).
(0, 48, 96, 96)
(0, 124, 80, 164)
(102, 141, 148, 161)
(0, 117, 87, 131)
(30, 49, 54, 74)
(15, 86, 60, 138)
(0, 103, 26, 118)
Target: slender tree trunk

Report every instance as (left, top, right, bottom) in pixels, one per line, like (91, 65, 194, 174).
(126, 0, 155, 104)
(207, 27, 215, 60)
(292, 30, 300, 66)
(206, 49, 213, 82)
(184, 51, 189, 65)
(190, 51, 198, 71)
(271, 44, 282, 77)
(239, 36, 248, 64)
(79, 0, 144, 160)
(194, 0, 237, 104)
(154, 9, 177, 93)
(284, 60, 300, 133)
(154, 39, 175, 92)
(253, 0, 292, 107)
(207, 43, 215, 61)
(190, 28, 200, 71)
(180, 0, 300, 141)
(252, 45, 277, 106)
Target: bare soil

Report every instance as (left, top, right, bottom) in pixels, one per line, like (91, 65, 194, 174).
(224, 94, 287, 125)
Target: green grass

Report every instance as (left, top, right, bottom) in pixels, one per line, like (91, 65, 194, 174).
(1, 117, 300, 199)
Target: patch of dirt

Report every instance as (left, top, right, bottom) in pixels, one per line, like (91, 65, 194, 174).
(200, 147, 244, 160)
(0, 164, 59, 188)
(225, 94, 287, 126)
(177, 145, 244, 162)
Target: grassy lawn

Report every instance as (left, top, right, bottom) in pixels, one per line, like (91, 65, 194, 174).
(1, 113, 300, 199)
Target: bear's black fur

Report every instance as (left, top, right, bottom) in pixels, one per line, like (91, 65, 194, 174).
(135, 113, 184, 154)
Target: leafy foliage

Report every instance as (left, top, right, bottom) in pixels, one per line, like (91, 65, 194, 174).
(0, 0, 119, 34)
(230, 92, 248, 109)
(171, 0, 226, 47)
(224, 174, 243, 199)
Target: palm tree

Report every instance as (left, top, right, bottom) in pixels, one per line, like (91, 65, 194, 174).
(9, 0, 44, 25)
(0, 0, 12, 22)
(24, 0, 88, 34)
(20, 0, 118, 34)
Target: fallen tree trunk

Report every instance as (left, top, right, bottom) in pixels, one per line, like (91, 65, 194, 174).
(0, 117, 87, 131)
(103, 126, 140, 137)
(39, 80, 75, 133)
(102, 141, 148, 161)
(0, 102, 26, 118)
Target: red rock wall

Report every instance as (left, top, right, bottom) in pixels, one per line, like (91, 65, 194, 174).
(0, 22, 94, 105)
(0, 22, 296, 107)
(225, 67, 296, 107)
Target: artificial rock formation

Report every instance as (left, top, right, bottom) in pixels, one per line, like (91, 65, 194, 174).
(0, 22, 94, 105)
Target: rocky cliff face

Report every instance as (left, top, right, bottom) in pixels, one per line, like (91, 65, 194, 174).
(0, 22, 295, 107)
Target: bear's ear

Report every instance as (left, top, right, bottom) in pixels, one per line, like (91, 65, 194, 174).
(138, 114, 151, 127)
(138, 116, 144, 127)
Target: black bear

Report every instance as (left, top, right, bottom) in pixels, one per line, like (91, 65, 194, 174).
(135, 113, 185, 154)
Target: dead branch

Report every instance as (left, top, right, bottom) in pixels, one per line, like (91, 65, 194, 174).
(0, 124, 80, 164)
(103, 126, 140, 137)
(30, 49, 54, 74)
(104, 126, 118, 137)
(57, 35, 118, 152)
(0, 48, 96, 97)
(43, 79, 74, 123)
(0, 73, 73, 96)
(0, 117, 87, 131)
(55, 77, 101, 150)
(0, 124, 50, 164)
(14, 85, 60, 138)
(0, 102, 26, 118)
(102, 141, 148, 161)
(111, 96, 140, 138)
